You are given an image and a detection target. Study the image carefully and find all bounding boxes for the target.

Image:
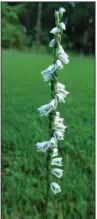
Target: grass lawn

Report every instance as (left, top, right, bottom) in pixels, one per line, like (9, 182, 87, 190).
(2, 50, 95, 219)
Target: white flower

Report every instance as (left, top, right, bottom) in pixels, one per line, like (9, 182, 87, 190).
(52, 148, 58, 157)
(54, 113, 65, 127)
(57, 87, 69, 96)
(56, 92, 69, 103)
(49, 39, 55, 47)
(41, 64, 55, 81)
(58, 45, 69, 58)
(57, 45, 69, 64)
(50, 137, 57, 148)
(54, 115, 66, 129)
(55, 93, 65, 103)
(50, 182, 61, 194)
(41, 60, 63, 81)
(56, 82, 65, 90)
(55, 116, 64, 124)
(54, 130, 64, 140)
(38, 99, 57, 116)
(56, 111, 60, 117)
(51, 158, 63, 166)
(54, 124, 67, 140)
(59, 22, 66, 30)
(55, 59, 63, 70)
(54, 123, 67, 131)
(54, 113, 67, 140)
(55, 82, 69, 103)
(58, 54, 69, 64)
(36, 137, 57, 152)
(59, 7, 66, 16)
(50, 27, 60, 35)
(36, 141, 51, 152)
(51, 168, 63, 178)
(54, 112, 64, 124)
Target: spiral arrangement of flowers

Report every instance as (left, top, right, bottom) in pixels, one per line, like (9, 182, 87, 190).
(36, 7, 69, 196)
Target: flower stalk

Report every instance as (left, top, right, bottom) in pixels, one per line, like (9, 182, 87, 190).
(36, 7, 69, 218)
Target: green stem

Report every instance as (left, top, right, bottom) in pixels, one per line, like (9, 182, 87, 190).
(43, 74, 57, 218)
(43, 150, 51, 219)
(43, 15, 62, 218)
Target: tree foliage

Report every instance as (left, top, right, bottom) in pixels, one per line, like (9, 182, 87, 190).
(2, 2, 95, 52)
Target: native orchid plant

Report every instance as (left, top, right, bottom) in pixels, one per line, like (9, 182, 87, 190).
(36, 7, 69, 217)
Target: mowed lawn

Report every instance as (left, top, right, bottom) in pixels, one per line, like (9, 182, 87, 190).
(2, 50, 95, 219)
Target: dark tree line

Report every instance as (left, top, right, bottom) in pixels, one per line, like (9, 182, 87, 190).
(2, 2, 95, 54)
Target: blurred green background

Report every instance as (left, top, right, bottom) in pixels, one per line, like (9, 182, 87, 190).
(2, 2, 95, 54)
(2, 2, 95, 219)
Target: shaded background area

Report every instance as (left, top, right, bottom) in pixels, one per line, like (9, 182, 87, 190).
(2, 2, 95, 55)
(2, 2, 95, 219)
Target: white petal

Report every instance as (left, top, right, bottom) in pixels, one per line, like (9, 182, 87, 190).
(49, 39, 55, 47)
(48, 64, 55, 72)
(57, 82, 65, 89)
(51, 158, 63, 166)
(50, 182, 61, 194)
(51, 168, 63, 178)
(59, 7, 66, 16)
(50, 137, 57, 147)
(54, 130, 64, 140)
(41, 64, 55, 81)
(41, 60, 63, 81)
(36, 141, 50, 152)
(55, 83, 69, 103)
(56, 111, 60, 117)
(58, 54, 69, 64)
(52, 148, 58, 157)
(50, 27, 60, 34)
(58, 45, 69, 58)
(38, 99, 57, 116)
(54, 123, 67, 131)
(56, 93, 65, 103)
(50, 99, 57, 107)
(59, 22, 66, 30)
(55, 59, 63, 70)
(54, 118, 64, 124)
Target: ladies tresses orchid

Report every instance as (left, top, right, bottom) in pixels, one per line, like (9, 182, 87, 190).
(50, 182, 61, 194)
(37, 7, 70, 200)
